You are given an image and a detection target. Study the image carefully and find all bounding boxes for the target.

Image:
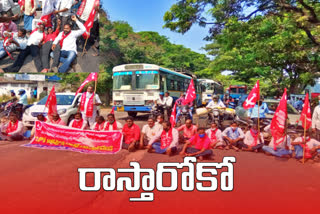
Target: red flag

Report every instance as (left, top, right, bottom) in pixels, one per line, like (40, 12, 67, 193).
(183, 79, 196, 105)
(170, 102, 177, 128)
(110, 106, 115, 114)
(300, 93, 312, 130)
(79, 0, 100, 39)
(45, 85, 57, 116)
(270, 88, 287, 150)
(243, 80, 260, 109)
(76, 73, 98, 95)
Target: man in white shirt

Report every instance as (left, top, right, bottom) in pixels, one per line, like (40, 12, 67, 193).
(1, 23, 45, 73)
(312, 95, 320, 141)
(206, 95, 226, 109)
(241, 124, 264, 152)
(147, 121, 178, 155)
(291, 133, 320, 160)
(206, 122, 224, 149)
(0, 0, 14, 16)
(0, 29, 27, 58)
(104, 113, 123, 131)
(0, 113, 24, 141)
(262, 134, 292, 158)
(51, 15, 86, 73)
(78, 85, 102, 128)
(54, 0, 72, 30)
(139, 117, 162, 149)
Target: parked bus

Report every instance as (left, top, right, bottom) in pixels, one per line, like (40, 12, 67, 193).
(226, 85, 247, 100)
(112, 64, 202, 117)
(198, 79, 224, 105)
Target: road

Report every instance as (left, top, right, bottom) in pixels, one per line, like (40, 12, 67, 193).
(0, 111, 320, 214)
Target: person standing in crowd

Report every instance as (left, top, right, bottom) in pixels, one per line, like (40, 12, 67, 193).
(206, 122, 224, 149)
(0, 113, 24, 141)
(241, 124, 264, 152)
(164, 92, 173, 117)
(78, 85, 102, 128)
(53, 0, 72, 30)
(139, 117, 162, 149)
(71, 0, 81, 14)
(20, 0, 37, 32)
(248, 97, 272, 123)
(0, 29, 27, 59)
(104, 113, 122, 131)
(222, 121, 245, 151)
(0, 23, 45, 73)
(147, 121, 178, 156)
(40, 20, 61, 73)
(122, 116, 140, 152)
(291, 132, 320, 161)
(262, 132, 292, 158)
(312, 95, 320, 141)
(175, 92, 193, 122)
(48, 113, 66, 126)
(177, 118, 197, 143)
(51, 15, 86, 73)
(17, 89, 28, 106)
(69, 112, 87, 130)
(92, 116, 105, 131)
(0, 0, 14, 16)
(180, 127, 213, 160)
(294, 98, 303, 111)
(33, 87, 37, 99)
(0, 14, 17, 37)
(39, 87, 48, 100)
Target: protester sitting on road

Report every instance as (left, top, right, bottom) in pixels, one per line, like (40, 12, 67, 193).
(0, 113, 24, 141)
(0, 14, 18, 37)
(180, 127, 213, 161)
(241, 124, 264, 152)
(291, 132, 320, 161)
(222, 121, 245, 151)
(147, 121, 178, 156)
(139, 117, 162, 149)
(104, 113, 123, 131)
(69, 112, 88, 130)
(175, 93, 193, 122)
(92, 116, 105, 131)
(17, 89, 28, 106)
(0, 23, 46, 73)
(0, 29, 28, 59)
(248, 98, 273, 123)
(155, 114, 164, 126)
(206, 122, 224, 149)
(122, 116, 140, 152)
(30, 114, 47, 138)
(0, 117, 9, 133)
(51, 15, 86, 73)
(177, 118, 197, 143)
(48, 113, 66, 126)
(262, 132, 292, 158)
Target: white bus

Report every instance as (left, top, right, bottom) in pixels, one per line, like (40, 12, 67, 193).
(112, 64, 202, 117)
(198, 79, 224, 104)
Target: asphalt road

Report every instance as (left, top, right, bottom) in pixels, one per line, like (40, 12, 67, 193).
(0, 111, 320, 214)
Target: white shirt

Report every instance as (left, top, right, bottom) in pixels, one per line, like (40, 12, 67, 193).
(312, 105, 320, 129)
(205, 128, 223, 142)
(79, 92, 101, 116)
(156, 97, 166, 106)
(206, 100, 226, 109)
(80, 0, 95, 21)
(42, 0, 56, 16)
(56, 0, 72, 17)
(3, 32, 28, 52)
(293, 137, 320, 150)
(69, 119, 87, 130)
(164, 96, 173, 107)
(104, 121, 123, 131)
(149, 128, 179, 148)
(27, 30, 45, 46)
(7, 121, 24, 136)
(53, 20, 86, 53)
(142, 124, 163, 141)
(0, 0, 14, 12)
(268, 135, 291, 150)
(244, 130, 264, 146)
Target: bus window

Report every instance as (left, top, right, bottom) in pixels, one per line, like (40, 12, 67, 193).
(113, 72, 132, 90)
(136, 71, 159, 90)
(239, 88, 246, 94)
(230, 88, 237, 93)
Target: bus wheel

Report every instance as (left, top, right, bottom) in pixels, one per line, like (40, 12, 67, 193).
(128, 112, 138, 117)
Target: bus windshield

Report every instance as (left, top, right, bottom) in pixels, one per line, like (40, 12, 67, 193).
(203, 83, 214, 93)
(239, 88, 246, 94)
(136, 71, 159, 90)
(113, 72, 133, 90)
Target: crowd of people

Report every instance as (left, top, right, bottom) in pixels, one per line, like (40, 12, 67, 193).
(0, 0, 100, 73)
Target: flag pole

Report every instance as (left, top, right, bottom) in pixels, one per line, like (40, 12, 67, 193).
(81, 37, 89, 57)
(93, 79, 97, 105)
(303, 116, 307, 164)
(258, 97, 260, 138)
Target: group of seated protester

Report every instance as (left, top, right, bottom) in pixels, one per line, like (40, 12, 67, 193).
(2, 111, 320, 162)
(0, 15, 85, 73)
